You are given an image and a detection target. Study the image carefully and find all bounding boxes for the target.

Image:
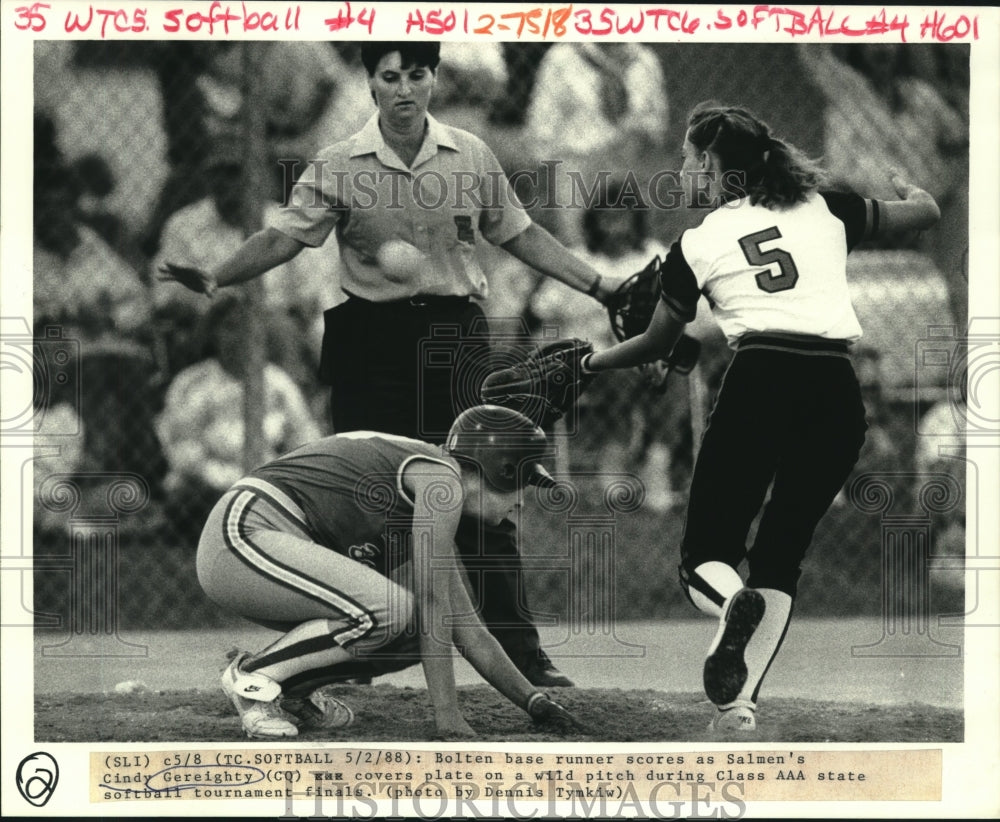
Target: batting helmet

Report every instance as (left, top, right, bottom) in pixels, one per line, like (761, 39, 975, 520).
(445, 405, 557, 492)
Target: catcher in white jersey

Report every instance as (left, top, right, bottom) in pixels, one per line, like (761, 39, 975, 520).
(582, 103, 940, 735)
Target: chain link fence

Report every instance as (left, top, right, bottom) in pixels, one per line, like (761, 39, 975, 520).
(29, 41, 969, 630)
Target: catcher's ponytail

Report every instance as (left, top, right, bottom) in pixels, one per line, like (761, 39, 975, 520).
(687, 103, 824, 208)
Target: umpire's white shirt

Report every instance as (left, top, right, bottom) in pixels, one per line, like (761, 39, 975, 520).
(270, 113, 531, 302)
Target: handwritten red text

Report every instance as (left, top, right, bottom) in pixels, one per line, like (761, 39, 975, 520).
(13, 2, 50, 31)
(64, 5, 148, 36)
(325, 2, 375, 34)
(162, 2, 300, 34)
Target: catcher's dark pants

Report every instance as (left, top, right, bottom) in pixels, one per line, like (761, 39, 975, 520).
(680, 335, 868, 598)
(319, 295, 546, 669)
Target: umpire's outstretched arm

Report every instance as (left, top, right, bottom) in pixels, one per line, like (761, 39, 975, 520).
(211, 228, 306, 292)
(160, 227, 306, 298)
(501, 223, 617, 304)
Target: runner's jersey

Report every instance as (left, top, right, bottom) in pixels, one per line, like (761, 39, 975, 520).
(658, 191, 879, 346)
(250, 432, 460, 572)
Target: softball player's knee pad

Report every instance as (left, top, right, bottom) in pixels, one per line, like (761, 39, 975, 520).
(679, 561, 744, 618)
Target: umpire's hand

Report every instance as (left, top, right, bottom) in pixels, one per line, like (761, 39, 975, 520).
(158, 263, 218, 298)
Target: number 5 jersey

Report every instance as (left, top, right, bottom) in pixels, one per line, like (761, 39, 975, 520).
(658, 191, 880, 346)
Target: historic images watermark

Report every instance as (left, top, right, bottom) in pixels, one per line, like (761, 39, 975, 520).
(278, 161, 753, 213)
(89, 746, 944, 809)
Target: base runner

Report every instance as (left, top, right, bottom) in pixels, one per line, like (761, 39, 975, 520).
(197, 405, 579, 740)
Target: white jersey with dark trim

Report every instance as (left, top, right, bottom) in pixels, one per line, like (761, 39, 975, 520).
(660, 191, 877, 348)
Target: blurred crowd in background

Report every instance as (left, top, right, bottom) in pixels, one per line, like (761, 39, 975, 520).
(27, 41, 969, 618)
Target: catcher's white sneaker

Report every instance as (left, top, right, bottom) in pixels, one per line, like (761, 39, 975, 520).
(282, 687, 355, 730)
(708, 704, 758, 736)
(703, 588, 766, 705)
(221, 651, 298, 739)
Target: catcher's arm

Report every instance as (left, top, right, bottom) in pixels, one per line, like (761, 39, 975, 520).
(586, 300, 688, 373)
(501, 223, 617, 304)
(158, 228, 305, 297)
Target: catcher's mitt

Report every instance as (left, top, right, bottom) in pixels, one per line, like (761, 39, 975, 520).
(480, 338, 594, 428)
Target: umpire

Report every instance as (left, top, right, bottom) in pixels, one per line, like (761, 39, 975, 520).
(161, 42, 616, 687)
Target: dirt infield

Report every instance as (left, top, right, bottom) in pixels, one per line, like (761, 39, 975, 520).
(33, 619, 966, 706)
(35, 684, 962, 744)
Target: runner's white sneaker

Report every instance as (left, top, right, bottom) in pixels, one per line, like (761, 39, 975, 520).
(283, 687, 355, 730)
(220, 650, 297, 739)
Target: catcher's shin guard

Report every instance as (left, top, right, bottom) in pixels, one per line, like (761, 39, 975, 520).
(703, 588, 766, 706)
(731, 588, 793, 706)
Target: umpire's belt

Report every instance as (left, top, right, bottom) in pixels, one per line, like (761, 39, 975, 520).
(737, 332, 850, 358)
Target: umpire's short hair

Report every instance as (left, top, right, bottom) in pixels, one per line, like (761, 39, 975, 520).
(360, 42, 441, 75)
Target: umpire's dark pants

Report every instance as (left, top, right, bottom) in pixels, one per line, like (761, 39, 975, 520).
(319, 295, 545, 671)
(680, 334, 868, 598)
